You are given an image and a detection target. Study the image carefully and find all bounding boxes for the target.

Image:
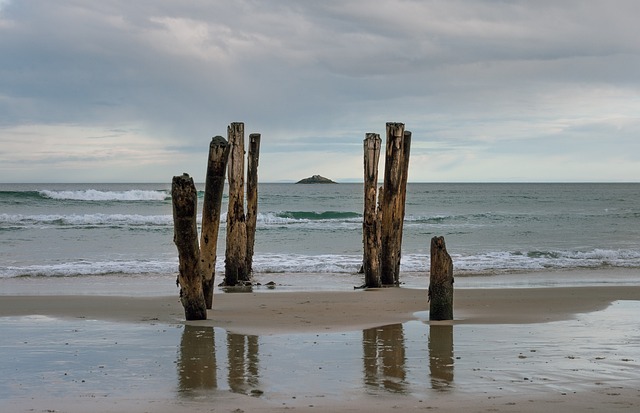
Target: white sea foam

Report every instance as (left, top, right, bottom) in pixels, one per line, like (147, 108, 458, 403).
(0, 213, 173, 228)
(252, 253, 363, 273)
(2, 211, 364, 228)
(452, 248, 640, 274)
(251, 249, 640, 275)
(1, 260, 176, 278)
(256, 212, 300, 225)
(39, 189, 169, 201)
(2, 248, 640, 279)
(0, 211, 361, 229)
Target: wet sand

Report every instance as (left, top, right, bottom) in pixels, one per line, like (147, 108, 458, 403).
(2, 285, 639, 332)
(1, 272, 640, 412)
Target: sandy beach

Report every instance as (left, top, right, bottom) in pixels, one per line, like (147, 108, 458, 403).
(1, 271, 640, 412)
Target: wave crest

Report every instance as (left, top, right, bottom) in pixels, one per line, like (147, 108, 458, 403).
(39, 189, 169, 202)
(276, 211, 362, 221)
(2, 248, 640, 278)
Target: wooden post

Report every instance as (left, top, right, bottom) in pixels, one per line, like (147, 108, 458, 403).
(429, 236, 454, 321)
(363, 133, 382, 288)
(225, 122, 248, 286)
(380, 122, 405, 286)
(245, 133, 261, 275)
(200, 136, 230, 309)
(394, 130, 411, 285)
(172, 173, 207, 320)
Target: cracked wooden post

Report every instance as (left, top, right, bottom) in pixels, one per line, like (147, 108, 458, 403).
(429, 236, 454, 321)
(363, 133, 382, 288)
(380, 122, 406, 286)
(200, 136, 230, 309)
(245, 133, 261, 275)
(395, 130, 411, 285)
(225, 122, 248, 286)
(172, 173, 207, 320)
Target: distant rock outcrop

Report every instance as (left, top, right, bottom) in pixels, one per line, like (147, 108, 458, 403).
(296, 175, 337, 184)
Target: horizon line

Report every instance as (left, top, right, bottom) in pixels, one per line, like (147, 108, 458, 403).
(2, 180, 639, 185)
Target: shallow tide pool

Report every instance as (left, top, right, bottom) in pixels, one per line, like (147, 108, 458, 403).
(1, 301, 639, 407)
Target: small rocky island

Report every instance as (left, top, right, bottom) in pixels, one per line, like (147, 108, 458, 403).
(296, 175, 337, 184)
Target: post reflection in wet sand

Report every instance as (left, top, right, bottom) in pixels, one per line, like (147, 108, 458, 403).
(177, 321, 455, 398)
(227, 333, 260, 394)
(177, 325, 261, 397)
(363, 323, 407, 393)
(429, 324, 454, 390)
(177, 325, 217, 394)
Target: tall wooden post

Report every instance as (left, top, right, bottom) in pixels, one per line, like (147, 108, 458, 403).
(429, 236, 454, 321)
(225, 122, 248, 286)
(245, 133, 261, 275)
(394, 130, 411, 285)
(380, 122, 406, 285)
(363, 133, 382, 288)
(172, 173, 207, 320)
(200, 136, 230, 309)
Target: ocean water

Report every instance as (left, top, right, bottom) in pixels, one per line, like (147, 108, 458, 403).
(1, 182, 639, 285)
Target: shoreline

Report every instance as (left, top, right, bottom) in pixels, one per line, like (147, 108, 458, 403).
(1, 267, 639, 297)
(2, 285, 640, 334)
(1, 266, 639, 333)
(2, 269, 639, 412)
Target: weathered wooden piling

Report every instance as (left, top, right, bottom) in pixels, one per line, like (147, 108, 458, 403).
(200, 136, 230, 309)
(429, 236, 454, 321)
(245, 133, 261, 275)
(363, 133, 382, 288)
(395, 130, 411, 282)
(380, 122, 406, 286)
(225, 122, 248, 286)
(172, 173, 207, 320)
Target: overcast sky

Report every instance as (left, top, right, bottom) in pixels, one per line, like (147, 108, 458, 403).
(1, 0, 639, 183)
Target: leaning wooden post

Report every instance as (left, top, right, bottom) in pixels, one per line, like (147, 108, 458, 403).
(363, 133, 382, 288)
(200, 136, 230, 309)
(245, 133, 261, 275)
(225, 122, 248, 286)
(394, 130, 412, 285)
(380, 122, 405, 286)
(172, 173, 207, 320)
(429, 236, 454, 321)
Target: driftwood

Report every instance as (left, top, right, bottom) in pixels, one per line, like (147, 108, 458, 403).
(380, 122, 407, 285)
(428, 236, 454, 321)
(225, 122, 248, 286)
(245, 133, 261, 275)
(362, 133, 382, 288)
(200, 136, 230, 309)
(172, 173, 207, 320)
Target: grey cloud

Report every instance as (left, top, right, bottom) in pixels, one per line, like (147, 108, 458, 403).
(1, 0, 639, 182)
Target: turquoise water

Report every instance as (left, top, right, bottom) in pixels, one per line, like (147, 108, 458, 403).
(1, 182, 639, 281)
